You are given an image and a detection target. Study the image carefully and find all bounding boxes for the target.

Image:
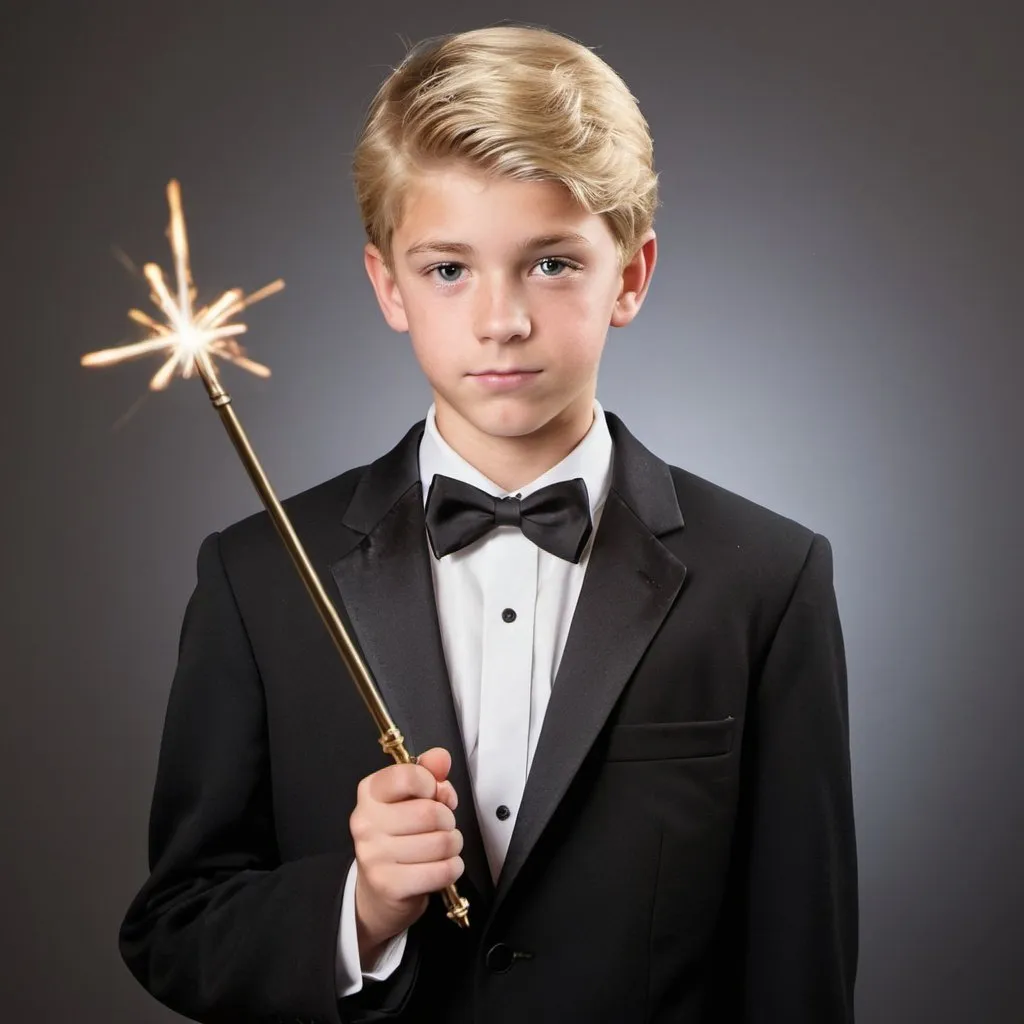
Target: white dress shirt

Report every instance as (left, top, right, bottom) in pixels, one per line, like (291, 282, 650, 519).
(335, 399, 614, 997)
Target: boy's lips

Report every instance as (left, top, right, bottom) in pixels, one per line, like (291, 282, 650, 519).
(468, 369, 542, 390)
(469, 368, 541, 375)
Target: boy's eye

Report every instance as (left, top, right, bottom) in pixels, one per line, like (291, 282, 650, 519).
(536, 257, 571, 277)
(434, 263, 464, 284)
(427, 257, 579, 286)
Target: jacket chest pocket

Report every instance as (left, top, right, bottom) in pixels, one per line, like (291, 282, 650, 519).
(604, 716, 735, 761)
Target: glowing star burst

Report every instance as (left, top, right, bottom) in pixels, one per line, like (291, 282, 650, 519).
(81, 179, 283, 390)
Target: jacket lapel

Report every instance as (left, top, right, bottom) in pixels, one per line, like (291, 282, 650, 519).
(328, 423, 494, 909)
(492, 412, 687, 912)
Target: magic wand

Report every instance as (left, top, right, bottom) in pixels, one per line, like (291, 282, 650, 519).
(83, 179, 470, 929)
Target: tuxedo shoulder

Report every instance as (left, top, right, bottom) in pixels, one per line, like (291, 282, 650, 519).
(665, 463, 824, 571)
(213, 463, 368, 559)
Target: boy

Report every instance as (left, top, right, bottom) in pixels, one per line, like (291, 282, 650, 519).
(120, 24, 857, 1023)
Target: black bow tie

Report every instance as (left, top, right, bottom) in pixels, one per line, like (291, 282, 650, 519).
(424, 474, 593, 563)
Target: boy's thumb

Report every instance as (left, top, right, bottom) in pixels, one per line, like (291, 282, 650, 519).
(414, 746, 452, 782)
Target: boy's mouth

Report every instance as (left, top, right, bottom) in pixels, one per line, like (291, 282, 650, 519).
(468, 369, 542, 390)
(470, 369, 540, 376)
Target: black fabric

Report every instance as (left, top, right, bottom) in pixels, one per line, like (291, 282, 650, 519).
(118, 412, 858, 1024)
(423, 474, 593, 562)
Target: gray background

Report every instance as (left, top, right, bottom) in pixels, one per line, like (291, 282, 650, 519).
(1, 1, 1021, 1020)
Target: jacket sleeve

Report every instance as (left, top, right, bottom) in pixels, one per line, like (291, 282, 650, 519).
(118, 531, 420, 1023)
(739, 533, 859, 1022)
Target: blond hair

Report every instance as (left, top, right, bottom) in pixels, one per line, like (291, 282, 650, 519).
(352, 25, 658, 270)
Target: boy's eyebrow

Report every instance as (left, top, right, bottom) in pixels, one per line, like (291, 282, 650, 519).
(404, 232, 592, 258)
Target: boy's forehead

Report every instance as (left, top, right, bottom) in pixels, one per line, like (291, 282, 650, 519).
(394, 165, 600, 249)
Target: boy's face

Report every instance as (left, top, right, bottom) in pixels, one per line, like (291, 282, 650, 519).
(364, 163, 655, 462)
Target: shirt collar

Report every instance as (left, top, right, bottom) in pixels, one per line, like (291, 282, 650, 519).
(418, 399, 614, 520)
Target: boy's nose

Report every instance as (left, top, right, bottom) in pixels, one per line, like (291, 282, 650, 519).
(474, 277, 531, 343)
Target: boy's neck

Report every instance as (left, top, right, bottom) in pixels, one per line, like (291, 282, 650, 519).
(434, 402, 596, 493)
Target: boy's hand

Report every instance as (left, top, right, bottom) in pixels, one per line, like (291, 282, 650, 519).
(349, 746, 464, 966)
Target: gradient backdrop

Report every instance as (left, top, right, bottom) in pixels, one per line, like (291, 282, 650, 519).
(2, 2, 1021, 1021)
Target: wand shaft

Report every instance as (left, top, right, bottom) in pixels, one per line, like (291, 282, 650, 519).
(194, 354, 470, 929)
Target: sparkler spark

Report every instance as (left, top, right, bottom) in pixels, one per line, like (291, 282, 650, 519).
(82, 179, 283, 390)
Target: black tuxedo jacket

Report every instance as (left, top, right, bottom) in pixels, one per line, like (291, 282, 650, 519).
(119, 412, 857, 1024)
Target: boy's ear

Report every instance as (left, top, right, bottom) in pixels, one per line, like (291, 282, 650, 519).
(364, 243, 410, 332)
(610, 231, 657, 328)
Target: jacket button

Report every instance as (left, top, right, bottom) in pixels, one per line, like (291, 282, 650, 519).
(485, 942, 515, 973)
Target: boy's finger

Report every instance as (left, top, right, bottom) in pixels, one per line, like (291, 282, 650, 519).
(414, 746, 452, 782)
(368, 762, 440, 803)
(436, 779, 458, 810)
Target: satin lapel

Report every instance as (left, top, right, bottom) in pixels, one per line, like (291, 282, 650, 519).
(328, 427, 493, 909)
(493, 413, 687, 912)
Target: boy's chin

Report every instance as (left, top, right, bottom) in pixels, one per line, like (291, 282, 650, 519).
(439, 396, 570, 443)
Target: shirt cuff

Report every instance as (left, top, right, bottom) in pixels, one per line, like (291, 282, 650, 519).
(335, 859, 409, 997)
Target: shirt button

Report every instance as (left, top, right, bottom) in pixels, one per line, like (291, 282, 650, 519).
(496, 804, 511, 821)
(502, 607, 517, 623)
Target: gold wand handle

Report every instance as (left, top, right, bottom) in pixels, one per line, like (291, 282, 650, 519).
(194, 354, 470, 929)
